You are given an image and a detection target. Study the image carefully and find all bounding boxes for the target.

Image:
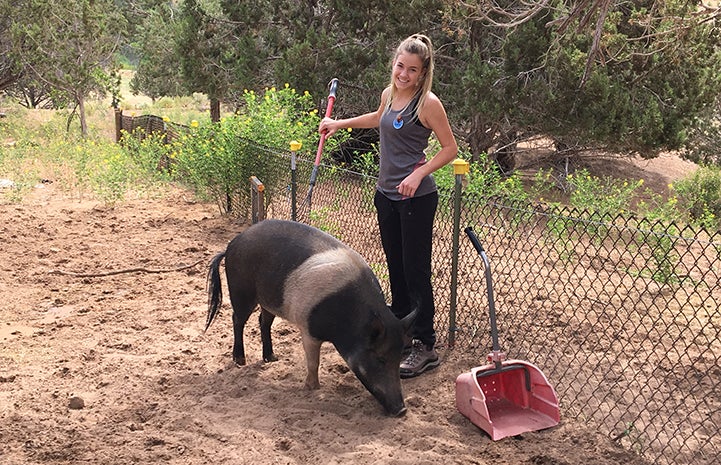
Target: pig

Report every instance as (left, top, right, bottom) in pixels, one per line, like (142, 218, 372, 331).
(205, 219, 415, 416)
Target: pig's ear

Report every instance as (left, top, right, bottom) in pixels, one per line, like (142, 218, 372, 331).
(369, 313, 388, 343)
(400, 309, 417, 335)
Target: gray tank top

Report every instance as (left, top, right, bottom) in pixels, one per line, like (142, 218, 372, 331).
(377, 97, 435, 201)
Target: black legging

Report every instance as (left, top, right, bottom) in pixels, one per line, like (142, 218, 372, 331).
(374, 189, 438, 348)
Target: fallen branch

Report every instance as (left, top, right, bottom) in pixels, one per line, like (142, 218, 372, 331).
(49, 259, 204, 278)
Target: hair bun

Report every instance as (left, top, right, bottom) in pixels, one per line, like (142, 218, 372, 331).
(411, 33, 431, 47)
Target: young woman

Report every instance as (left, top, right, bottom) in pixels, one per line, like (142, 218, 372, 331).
(319, 33, 458, 378)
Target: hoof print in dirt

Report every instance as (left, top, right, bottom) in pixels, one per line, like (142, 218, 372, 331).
(68, 396, 85, 410)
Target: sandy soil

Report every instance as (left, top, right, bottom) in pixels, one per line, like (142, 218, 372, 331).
(0, 179, 661, 465)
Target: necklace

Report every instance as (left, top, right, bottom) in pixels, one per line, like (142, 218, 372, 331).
(392, 94, 417, 130)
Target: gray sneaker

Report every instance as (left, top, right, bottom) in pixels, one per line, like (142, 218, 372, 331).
(400, 340, 440, 378)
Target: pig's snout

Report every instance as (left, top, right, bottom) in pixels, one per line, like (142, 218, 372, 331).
(352, 363, 408, 417)
(376, 390, 407, 417)
(388, 404, 407, 417)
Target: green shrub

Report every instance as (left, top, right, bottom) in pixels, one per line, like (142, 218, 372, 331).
(435, 148, 528, 202)
(672, 165, 721, 230)
(566, 169, 644, 215)
(119, 129, 174, 181)
(168, 84, 347, 218)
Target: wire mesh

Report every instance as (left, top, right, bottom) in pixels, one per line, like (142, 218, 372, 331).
(243, 147, 720, 465)
(117, 113, 720, 464)
(459, 201, 721, 465)
(117, 112, 187, 143)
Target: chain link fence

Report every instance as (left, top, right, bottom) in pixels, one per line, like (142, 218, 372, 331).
(247, 147, 720, 465)
(117, 119, 720, 464)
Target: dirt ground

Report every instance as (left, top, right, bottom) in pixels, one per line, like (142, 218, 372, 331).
(1, 171, 681, 465)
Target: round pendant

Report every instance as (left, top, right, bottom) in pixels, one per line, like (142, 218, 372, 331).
(393, 118, 404, 130)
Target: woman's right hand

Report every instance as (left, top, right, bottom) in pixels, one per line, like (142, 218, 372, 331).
(319, 117, 339, 138)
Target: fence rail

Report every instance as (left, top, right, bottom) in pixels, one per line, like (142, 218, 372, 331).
(255, 149, 720, 465)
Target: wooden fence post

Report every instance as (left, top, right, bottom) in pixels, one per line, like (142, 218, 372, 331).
(250, 176, 265, 224)
(114, 108, 122, 142)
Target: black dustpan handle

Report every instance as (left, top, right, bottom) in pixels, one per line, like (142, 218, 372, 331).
(464, 227, 503, 356)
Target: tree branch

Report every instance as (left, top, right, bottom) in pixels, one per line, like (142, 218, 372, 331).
(49, 259, 204, 278)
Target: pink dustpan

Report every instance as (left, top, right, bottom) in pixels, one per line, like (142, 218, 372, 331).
(455, 359, 560, 440)
(457, 228, 560, 440)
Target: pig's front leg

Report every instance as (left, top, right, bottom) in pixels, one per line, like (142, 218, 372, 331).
(301, 333, 322, 389)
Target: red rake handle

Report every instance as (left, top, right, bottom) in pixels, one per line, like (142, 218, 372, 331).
(314, 78, 339, 166)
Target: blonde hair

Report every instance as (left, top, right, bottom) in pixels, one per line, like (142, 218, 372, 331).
(385, 33, 435, 123)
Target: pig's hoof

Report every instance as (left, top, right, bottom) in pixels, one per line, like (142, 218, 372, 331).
(304, 380, 321, 390)
(263, 354, 278, 363)
(233, 357, 247, 367)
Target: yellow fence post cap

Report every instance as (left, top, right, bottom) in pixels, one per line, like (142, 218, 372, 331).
(290, 140, 302, 151)
(452, 158, 470, 175)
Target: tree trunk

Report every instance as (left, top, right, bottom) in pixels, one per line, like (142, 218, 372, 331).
(210, 97, 221, 123)
(491, 130, 517, 175)
(466, 114, 497, 162)
(78, 96, 88, 137)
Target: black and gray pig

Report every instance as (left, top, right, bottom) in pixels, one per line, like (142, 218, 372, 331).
(205, 219, 415, 416)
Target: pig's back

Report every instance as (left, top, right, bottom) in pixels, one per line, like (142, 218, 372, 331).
(225, 220, 376, 322)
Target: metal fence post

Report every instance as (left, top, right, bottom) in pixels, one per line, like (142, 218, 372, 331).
(449, 158, 470, 348)
(250, 176, 265, 224)
(290, 141, 302, 222)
